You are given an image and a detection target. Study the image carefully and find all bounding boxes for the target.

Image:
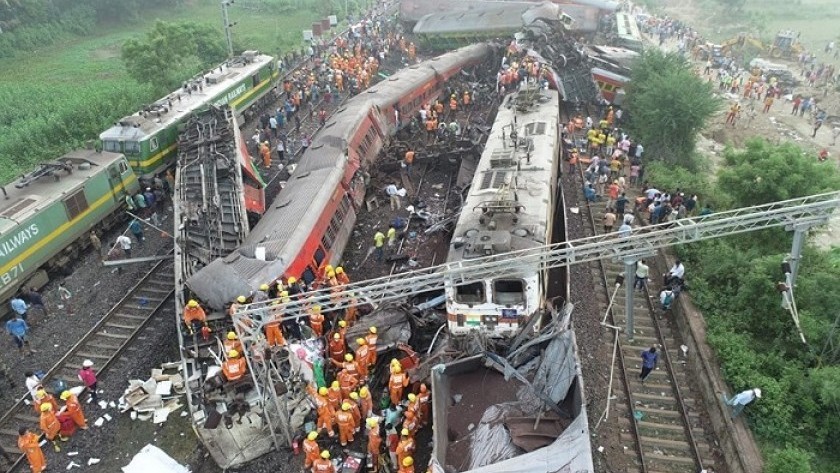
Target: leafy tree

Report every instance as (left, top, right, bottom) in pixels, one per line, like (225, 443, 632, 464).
(624, 49, 721, 170)
(765, 446, 813, 473)
(714, 0, 747, 12)
(717, 139, 840, 207)
(121, 20, 228, 92)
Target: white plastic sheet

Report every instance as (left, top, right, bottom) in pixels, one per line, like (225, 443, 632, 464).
(121, 445, 189, 473)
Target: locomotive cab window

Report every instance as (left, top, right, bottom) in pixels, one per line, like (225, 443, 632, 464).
(103, 140, 121, 153)
(118, 159, 129, 174)
(149, 137, 159, 152)
(252, 73, 260, 88)
(63, 189, 89, 220)
(493, 279, 525, 305)
(124, 141, 141, 154)
(455, 282, 485, 304)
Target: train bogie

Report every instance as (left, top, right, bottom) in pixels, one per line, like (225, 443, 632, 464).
(0, 150, 139, 311)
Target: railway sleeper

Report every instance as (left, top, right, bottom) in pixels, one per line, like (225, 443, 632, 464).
(105, 321, 142, 330)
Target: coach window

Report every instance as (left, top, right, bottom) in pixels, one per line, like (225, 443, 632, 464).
(455, 282, 485, 304)
(302, 267, 316, 285)
(63, 189, 89, 220)
(313, 247, 326, 267)
(493, 279, 525, 305)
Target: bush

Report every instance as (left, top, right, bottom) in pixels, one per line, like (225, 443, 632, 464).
(766, 446, 813, 473)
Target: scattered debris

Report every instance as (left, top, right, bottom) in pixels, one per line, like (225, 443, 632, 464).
(122, 444, 189, 473)
(118, 362, 186, 425)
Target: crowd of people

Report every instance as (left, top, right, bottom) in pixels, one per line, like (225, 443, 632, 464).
(16, 361, 99, 472)
(249, 19, 417, 171)
(181, 261, 431, 472)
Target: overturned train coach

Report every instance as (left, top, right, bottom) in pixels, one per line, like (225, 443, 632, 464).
(187, 44, 496, 311)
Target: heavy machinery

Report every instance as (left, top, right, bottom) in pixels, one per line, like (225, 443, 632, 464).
(769, 30, 804, 58)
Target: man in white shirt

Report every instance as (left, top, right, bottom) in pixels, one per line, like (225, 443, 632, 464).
(666, 260, 685, 286)
(385, 184, 401, 211)
(634, 260, 649, 291)
(116, 234, 133, 258)
(723, 388, 761, 418)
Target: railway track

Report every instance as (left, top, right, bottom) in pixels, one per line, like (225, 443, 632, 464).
(573, 169, 718, 473)
(0, 256, 174, 469)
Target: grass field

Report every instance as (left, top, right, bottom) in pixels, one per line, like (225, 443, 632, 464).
(0, 0, 325, 184)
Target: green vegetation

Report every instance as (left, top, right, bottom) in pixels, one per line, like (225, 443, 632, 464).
(624, 49, 721, 170)
(122, 21, 228, 92)
(646, 140, 840, 471)
(0, 0, 332, 184)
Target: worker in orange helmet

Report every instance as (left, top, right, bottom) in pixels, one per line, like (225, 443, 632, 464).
(399, 456, 415, 473)
(312, 450, 335, 473)
(335, 266, 350, 285)
(358, 385, 374, 419)
(417, 383, 431, 427)
(328, 332, 346, 364)
(308, 385, 335, 437)
(389, 363, 409, 407)
(327, 381, 343, 411)
(32, 389, 58, 415)
(183, 299, 207, 334)
(395, 428, 416, 468)
(265, 302, 286, 347)
(354, 338, 371, 378)
(60, 391, 87, 430)
(365, 326, 378, 364)
(366, 417, 382, 472)
(336, 402, 356, 446)
(224, 331, 243, 354)
(406, 393, 420, 421)
(302, 431, 320, 469)
(18, 427, 46, 473)
(347, 392, 362, 431)
(222, 350, 247, 382)
(39, 403, 64, 451)
(309, 305, 325, 337)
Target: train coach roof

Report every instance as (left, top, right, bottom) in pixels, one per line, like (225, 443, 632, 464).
(0, 150, 127, 234)
(100, 53, 274, 142)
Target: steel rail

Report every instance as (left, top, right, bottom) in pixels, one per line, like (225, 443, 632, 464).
(1, 254, 174, 472)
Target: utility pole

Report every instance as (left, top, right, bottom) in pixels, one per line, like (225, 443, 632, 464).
(221, 0, 235, 58)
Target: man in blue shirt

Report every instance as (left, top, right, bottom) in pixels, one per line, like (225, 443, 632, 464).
(6, 313, 33, 356)
(9, 296, 27, 321)
(639, 347, 658, 383)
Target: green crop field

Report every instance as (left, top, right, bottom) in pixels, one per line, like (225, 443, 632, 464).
(0, 0, 330, 185)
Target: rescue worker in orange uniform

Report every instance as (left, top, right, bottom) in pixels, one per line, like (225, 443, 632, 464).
(228, 295, 247, 317)
(328, 332, 346, 364)
(405, 393, 420, 422)
(302, 431, 320, 469)
(265, 302, 286, 347)
(365, 326, 378, 364)
(396, 428, 416, 468)
(39, 403, 63, 451)
(60, 391, 87, 430)
(359, 385, 374, 419)
(18, 427, 46, 473)
(222, 350, 247, 382)
(260, 141, 271, 168)
(32, 389, 58, 415)
(312, 450, 335, 473)
(399, 456, 415, 473)
(327, 380, 343, 411)
(354, 338, 372, 378)
(336, 402, 356, 446)
(347, 392, 362, 431)
(366, 417, 382, 473)
(389, 363, 409, 407)
(335, 266, 350, 285)
(224, 331, 243, 354)
(402, 409, 418, 436)
(307, 385, 335, 437)
(462, 90, 471, 109)
(183, 299, 207, 334)
(338, 370, 359, 399)
(417, 383, 431, 427)
(309, 305, 324, 337)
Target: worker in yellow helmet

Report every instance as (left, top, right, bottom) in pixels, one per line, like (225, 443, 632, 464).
(224, 331, 242, 354)
(312, 449, 335, 472)
(336, 402, 355, 446)
(335, 266, 350, 285)
(222, 350, 247, 381)
(183, 299, 206, 334)
(302, 431, 320, 469)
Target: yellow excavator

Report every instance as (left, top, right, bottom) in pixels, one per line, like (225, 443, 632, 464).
(719, 31, 803, 59)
